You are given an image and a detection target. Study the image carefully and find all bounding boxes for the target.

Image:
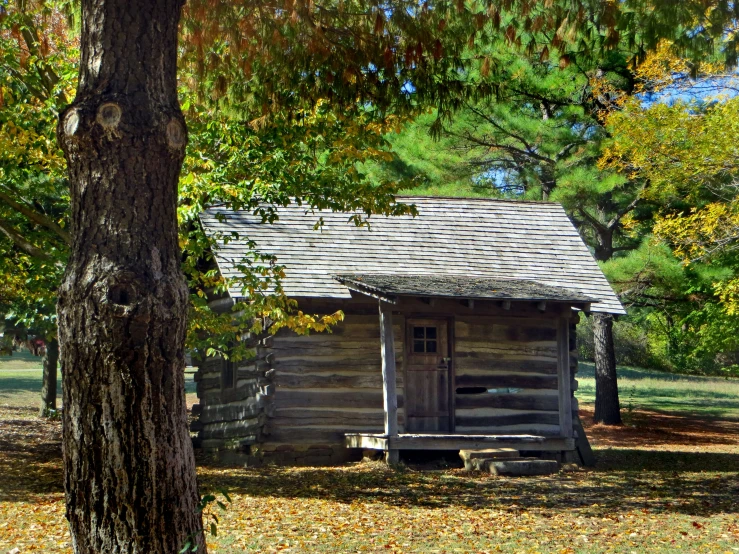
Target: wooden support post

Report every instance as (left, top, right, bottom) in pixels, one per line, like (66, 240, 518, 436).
(557, 317, 574, 438)
(379, 301, 399, 464)
(501, 300, 511, 310)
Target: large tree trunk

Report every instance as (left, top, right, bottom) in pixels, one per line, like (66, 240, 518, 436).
(57, 1, 205, 552)
(39, 338, 58, 417)
(592, 312, 622, 425)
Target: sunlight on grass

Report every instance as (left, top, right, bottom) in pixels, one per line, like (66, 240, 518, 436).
(0, 351, 43, 371)
(576, 363, 739, 419)
(0, 365, 198, 408)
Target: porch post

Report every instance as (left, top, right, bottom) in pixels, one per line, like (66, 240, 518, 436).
(557, 316, 574, 438)
(379, 301, 400, 464)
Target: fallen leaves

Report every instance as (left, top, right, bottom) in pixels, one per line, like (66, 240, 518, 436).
(1, 405, 739, 552)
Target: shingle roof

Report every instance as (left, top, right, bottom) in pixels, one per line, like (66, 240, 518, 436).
(200, 197, 625, 314)
(334, 274, 598, 304)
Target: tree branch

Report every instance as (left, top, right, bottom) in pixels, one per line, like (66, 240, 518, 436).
(577, 207, 608, 233)
(0, 187, 71, 245)
(0, 219, 55, 261)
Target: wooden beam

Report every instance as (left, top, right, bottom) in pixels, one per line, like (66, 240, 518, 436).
(344, 433, 576, 452)
(379, 301, 400, 463)
(557, 317, 574, 438)
(341, 281, 398, 304)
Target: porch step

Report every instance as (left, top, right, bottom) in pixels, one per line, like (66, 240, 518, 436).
(487, 459, 560, 476)
(459, 448, 520, 471)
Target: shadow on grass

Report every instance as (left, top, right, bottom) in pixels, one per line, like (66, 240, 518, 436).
(0, 376, 62, 398)
(198, 448, 739, 518)
(0, 407, 63, 502)
(0, 373, 195, 398)
(580, 407, 739, 449)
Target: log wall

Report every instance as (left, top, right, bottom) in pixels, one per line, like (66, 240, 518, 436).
(264, 313, 405, 448)
(453, 315, 578, 437)
(191, 336, 273, 451)
(193, 295, 581, 464)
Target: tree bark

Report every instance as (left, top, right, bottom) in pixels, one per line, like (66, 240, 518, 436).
(39, 338, 59, 417)
(57, 0, 205, 552)
(592, 312, 622, 425)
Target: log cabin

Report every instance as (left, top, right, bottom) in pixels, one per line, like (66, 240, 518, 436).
(192, 197, 624, 466)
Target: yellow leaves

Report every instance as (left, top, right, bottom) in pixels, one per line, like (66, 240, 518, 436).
(268, 309, 344, 335)
(602, 96, 739, 201)
(633, 41, 690, 94)
(654, 202, 739, 262)
(715, 278, 739, 315)
(4, 403, 739, 554)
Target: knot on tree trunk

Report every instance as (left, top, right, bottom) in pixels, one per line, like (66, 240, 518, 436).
(96, 102, 123, 129)
(59, 97, 187, 158)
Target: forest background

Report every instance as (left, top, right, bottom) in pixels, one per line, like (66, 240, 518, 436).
(2, 0, 739, 422)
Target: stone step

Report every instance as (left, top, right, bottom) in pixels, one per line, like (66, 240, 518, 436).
(487, 459, 560, 476)
(459, 448, 520, 471)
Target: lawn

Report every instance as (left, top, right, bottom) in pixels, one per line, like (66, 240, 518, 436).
(0, 351, 44, 370)
(577, 363, 739, 419)
(1, 365, 738, 553)
(0, 355, 198, 408)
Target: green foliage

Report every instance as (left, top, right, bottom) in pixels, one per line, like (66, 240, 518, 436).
(0, 4, 418, 360)
(577, 315, 668, 371)
(0, 5, 75, 339)
(601, 241, 739, 375)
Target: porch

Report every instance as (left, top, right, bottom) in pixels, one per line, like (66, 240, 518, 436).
(335, 273, 594, 464)
(345, 432, 576, 452)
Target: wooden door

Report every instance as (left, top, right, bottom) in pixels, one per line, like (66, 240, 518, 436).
(405, 319, 451, 432)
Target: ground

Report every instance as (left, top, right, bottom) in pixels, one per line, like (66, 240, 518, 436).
(1, 358, 738, 553)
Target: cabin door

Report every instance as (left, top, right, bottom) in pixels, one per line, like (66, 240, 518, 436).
(405, 319, 451, 432)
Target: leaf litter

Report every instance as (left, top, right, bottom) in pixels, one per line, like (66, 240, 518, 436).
(1, 405, 738, 553)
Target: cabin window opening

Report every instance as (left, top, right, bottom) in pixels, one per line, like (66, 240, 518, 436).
(412, 326, 438, 353)
(222, 358, 236, 389)
(456, 387, 487, 395)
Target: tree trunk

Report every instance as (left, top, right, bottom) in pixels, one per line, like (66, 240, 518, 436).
(593, 312, 622, 425)
(57, 1, 205, 552)
(39, 338, 58, 417)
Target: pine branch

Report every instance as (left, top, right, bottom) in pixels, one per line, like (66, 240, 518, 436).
(577, 207, 608, 233)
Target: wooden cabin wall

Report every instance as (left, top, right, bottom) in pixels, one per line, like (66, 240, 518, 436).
(192, 293, 582, 464)
(191, 338, 273, 451)
(453, 314, 578, 437)
(263, 313, 405, 448)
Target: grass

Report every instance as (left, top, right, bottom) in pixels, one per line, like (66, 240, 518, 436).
(0, 357, 198, 409)
(1, 366, 739, 552)
(576, 363, 739, 420)
(0, 369, 61, 408)
(0, 351, 44, 371)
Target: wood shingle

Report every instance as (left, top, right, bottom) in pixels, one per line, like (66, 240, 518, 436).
(200, 196, 625, 314)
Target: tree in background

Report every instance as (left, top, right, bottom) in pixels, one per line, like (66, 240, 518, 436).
(602, 53, 739, 376)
